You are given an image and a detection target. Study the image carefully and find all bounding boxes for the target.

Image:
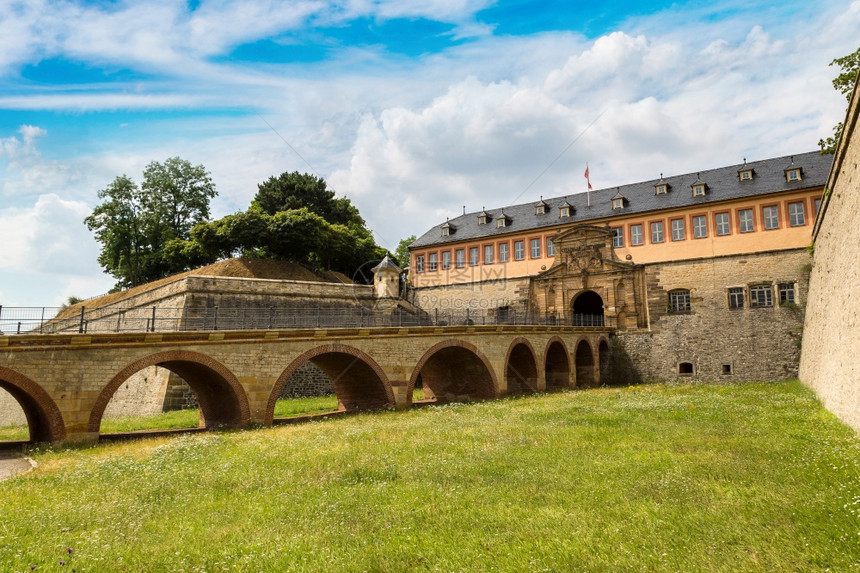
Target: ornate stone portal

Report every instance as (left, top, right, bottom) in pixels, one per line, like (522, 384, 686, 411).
(533, 225, 647, 330)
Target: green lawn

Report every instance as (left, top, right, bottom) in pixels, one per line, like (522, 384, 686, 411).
(1, 381, 858, 571)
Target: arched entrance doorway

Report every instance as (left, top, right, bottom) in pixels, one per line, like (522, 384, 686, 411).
(571, 291, 604, 326)
(574, 340, 596, 388)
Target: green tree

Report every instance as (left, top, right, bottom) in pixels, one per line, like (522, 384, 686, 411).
(393, 235, 416, 268)
(85, 158, 217, 288)
(819, 46, 860, 154)
(255, 171, 362, 226)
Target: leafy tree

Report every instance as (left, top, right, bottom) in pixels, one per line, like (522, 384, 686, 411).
(393, 235, 416, 268)
(86, 158, 217, 288)
(255, 171, 362, 226)
(819, 46, 860, 154)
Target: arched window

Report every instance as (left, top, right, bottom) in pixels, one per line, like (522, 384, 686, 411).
(668, 289, 691, 313)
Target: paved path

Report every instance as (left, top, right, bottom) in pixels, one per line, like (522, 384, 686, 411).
(0, 449, 35, 480)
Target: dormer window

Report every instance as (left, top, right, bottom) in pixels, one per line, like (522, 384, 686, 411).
(739, 169, 753, 181)
(440, 219, 455, 237)
(560, 206, 570, 218)
(786, 168, 802, 182)
(477, 207, 490, 225)
(441, 227, 449, 237)
(655, 184, 668, 195)
(611, 191, 626, 210)
(692, 184, 707, 197)
(496, 211, 510, 228)
(535, 197, 548, 216)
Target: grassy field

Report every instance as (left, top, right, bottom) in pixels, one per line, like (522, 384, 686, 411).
(1, 381, 858, 571)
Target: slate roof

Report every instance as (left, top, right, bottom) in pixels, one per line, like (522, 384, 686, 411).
(411, 151, 833, 249)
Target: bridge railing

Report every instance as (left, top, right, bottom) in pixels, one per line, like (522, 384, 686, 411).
(0, 304, 612, 335)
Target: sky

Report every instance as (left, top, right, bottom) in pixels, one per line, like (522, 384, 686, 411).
(0, 0, 857, 307)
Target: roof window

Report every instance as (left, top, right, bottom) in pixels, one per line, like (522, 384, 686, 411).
(559, 199, 574, 218)
(477, 208, 490, 225)
(440, 219, 456, 237)
(611, 189, 626, 210)
(535, 197, 549, 216)
(655, 175, 669, 195)
(496, 210, 510, 228)
(691, 175, 707, 197)
(785, 157, 802, 182)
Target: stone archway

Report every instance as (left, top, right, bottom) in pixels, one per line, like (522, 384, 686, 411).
(505, 339, 539, 395)
(545, 338, 571, 390)
(409, 340, 497, 403)
(267, 344, 393, 424)
(89, 351, 249, 434)
(574, 340, 596, 388)
(0, 366, 66, 443)
(571, 291, 605, 326)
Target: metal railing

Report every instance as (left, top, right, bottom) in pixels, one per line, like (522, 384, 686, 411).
(0, 304, 611, 335)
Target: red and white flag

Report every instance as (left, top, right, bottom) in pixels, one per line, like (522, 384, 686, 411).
(584, 165, 593, 190)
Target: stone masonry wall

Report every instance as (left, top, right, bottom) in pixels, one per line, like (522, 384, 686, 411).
(799, 82, 860, 433)
(0, 388, 26, 426)
(408, 276, 532, 324)
(613, 249, 811, 383)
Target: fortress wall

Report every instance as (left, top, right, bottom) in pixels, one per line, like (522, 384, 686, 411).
(611, 249, 811, 383)
(799, 82, 860, 433)
(408, 276, 532, 323)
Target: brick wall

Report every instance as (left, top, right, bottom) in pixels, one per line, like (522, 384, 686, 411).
(799, 83, 860, 433)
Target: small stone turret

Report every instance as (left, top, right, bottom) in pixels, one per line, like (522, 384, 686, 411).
(371, 256, 402, 299)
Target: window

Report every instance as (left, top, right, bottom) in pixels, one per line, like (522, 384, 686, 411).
(738, 209, 754, 233)
(478, 215, 487, 225)
(441, 227, 449, 237)
(786, 168, 801, 182)
(455, 249, 465, 268)
(668, 289, 691, 313)
(739, 169, 753, 181)
(612, 227, 623, 248)
(778, 283, 795, 305)
(692, 215, 707, 238)
(497, 218, 507, 228)
(750, 285, 773, 308)
(655, 184, 668, 195)
(514, 240, 524, 261)
(679, 362, 694, 375)
(788, 201, 806, 226)
(814, 198, 822, 216)
(612, 198, 624, 210)
(499, 243, 509, 263)
(535, 205, 546, 215)
(547, 237, 555, 257)
(428, 253, 437, 271)
(469, 247, 479, 266)
(715, 212, 731, 236)
(442, 251, 451, 270)
(484, 245, 493, 264)
(763, 205, 779, 230)
(722, 364, 733, 375)
(692, 184, 706, 197)
(630, 224, 643, 246)
(530, 238, 541, 259)
(728, 287, 744, 309)
(650, 221, 664, 243)
(671, 218, 685, 241)
(559, 206, 570, 218)
(415, 255, 424, 273)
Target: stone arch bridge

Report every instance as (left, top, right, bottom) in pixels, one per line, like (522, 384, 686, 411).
(0, 325, 611, 443)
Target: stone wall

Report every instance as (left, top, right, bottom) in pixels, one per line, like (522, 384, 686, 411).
(799, 80, 860, 433)
(0, 388, 26, 426)
(408, 276, 532, 323)
(103, 366, 171, 418)
(613, 249, 810, 383)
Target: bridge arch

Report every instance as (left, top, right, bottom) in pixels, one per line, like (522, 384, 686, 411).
(408, 339, 498, 404)
(266, 344, 393, 424)
(544, 337, 572, 390)
(0, 366, 66, 443)
(505, 338, 539, 395)
(89, 351, 250, 433)
(598, 337, 611, 385)
(574, 337, 596, 388)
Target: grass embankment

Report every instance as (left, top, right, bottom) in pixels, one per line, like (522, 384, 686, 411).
(1, 381, 859, 571)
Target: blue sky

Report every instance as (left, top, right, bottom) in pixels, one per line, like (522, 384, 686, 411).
(0, 0, 857, 306)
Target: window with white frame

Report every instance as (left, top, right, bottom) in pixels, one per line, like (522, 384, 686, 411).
(668, 289, 691, 313)
(514, 240, 524, 260)
(547, 237, 555, 257)
(715, 212, 730, 236)
(814, 198, 822, 216)
(611, 227, 623, 248)
(416, 255, 424, 273)
(763, 205, 779, 230)
(728, 287, 744, 309)
(455, 249, 465, 268)
(750, 284, 773, 308)
(469, 247, 479, 266)
(484, 244, 493, 264)
(692, 215, 707, 238)
(692, 184, 706, 197)
(560, 206, 570, 218)
(738, 209, 754, 233)
(786, 168, 801, 182)
(650, 221, 664, 243)
(530, 238, 541, 258)
(630, 224, 643, 246)
(671, 218, 685, 241)
(499, 243, 509, 263)
(442, 251, 451, 270)
(789, 201, 806, 226)
(428, 252, 438, 271)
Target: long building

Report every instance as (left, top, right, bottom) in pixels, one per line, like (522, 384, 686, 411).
(408, 150, 832, 383)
